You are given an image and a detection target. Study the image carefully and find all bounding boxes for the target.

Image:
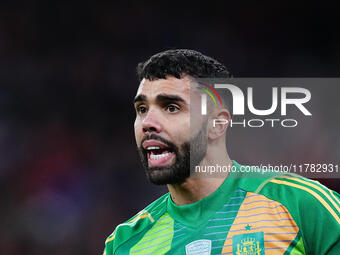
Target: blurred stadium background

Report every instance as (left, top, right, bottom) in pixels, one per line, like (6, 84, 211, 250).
(0, 1, 339, 254)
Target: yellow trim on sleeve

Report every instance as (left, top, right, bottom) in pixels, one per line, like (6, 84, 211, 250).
(104, 210, 154, 245)
(331, 190, 340, 206)
(270, 179, 340, 224)
(105, 232, 116, 244)
(279, 176, 340, 214)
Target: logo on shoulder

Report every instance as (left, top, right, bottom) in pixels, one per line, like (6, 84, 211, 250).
(185, 239, 211, 255)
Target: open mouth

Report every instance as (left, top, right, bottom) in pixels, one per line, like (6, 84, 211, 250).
(143, 141, 176, 167)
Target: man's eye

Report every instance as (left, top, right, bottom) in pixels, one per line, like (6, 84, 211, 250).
(136, 106, 147, 114)
(166, 104, 179, 113)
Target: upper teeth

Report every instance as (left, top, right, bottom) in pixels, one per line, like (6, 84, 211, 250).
(147, 146, 160, 150)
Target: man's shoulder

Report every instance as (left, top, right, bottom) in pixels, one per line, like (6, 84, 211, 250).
(256, 173, 339, 207)
(259, 174, 339, 216)
(234, 161, 340, 224)
(104, 193, 169, 254)
(257, 173, 340, 254)
(241, 169, 339, 224)
(232, 162, 340, 254)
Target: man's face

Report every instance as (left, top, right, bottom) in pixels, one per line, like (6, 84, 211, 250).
(134, 76, 207, 185)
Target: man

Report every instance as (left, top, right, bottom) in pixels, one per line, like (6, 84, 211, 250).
(103, 49, 340, 254)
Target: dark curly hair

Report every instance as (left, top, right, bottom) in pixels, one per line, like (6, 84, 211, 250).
(136, 49, 232, 112)
(136, 49, 231, 82)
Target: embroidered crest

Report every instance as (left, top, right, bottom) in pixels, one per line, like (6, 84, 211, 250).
(232, 232, 265, 255)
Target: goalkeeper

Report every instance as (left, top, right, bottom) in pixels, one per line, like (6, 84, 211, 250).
(103, 49, 340, 255)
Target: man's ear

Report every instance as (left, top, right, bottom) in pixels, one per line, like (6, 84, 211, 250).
(207, 109, 231, 140)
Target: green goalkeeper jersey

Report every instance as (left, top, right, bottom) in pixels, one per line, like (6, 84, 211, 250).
(103, 161, 340, 255)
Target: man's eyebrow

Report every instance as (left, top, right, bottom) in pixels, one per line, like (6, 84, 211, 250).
(156, 93, 187, 104)
(133, 94, 147, 104)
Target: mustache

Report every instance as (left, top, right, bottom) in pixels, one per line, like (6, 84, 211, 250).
(140, 133, 179, 153)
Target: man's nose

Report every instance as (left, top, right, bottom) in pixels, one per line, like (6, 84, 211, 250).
(142, 109, 162, 133)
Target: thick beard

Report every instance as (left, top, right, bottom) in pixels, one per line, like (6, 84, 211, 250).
(137, 122, 207, 185)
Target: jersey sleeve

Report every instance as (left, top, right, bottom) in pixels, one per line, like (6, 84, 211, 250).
(103, 229, 116, 255)
(294, 181, 340, 254)
(259, 175, 340, 254)
(102, 194, 169, 254)
(102, 210, 153, 255)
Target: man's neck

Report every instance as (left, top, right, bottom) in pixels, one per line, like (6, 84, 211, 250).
(167, 154, 233, 206)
